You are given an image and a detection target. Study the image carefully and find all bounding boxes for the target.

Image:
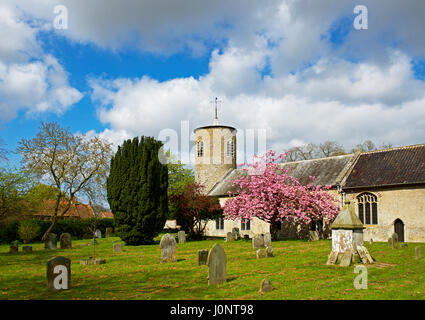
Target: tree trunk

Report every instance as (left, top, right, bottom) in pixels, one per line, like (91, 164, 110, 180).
(41, 216, 57, 241)
(270, 221, 280, 241)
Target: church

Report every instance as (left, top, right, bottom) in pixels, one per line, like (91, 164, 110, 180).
(193, 113, 425, 243)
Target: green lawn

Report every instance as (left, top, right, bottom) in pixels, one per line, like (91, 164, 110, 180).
(1, 236, 424, 300)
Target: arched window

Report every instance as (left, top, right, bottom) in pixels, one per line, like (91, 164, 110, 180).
(197, 141, 204, 157)
(226, 140, 233, 157)
(357, 193, 378, 225)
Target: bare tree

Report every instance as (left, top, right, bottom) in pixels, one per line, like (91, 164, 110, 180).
(318, 141, 346, 157)
(17, 122, 113, 240)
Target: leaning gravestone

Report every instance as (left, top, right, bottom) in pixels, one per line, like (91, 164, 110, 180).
(207, 244, 226, 285)
(44, 233, 57, 250)
(264, 233, 272, 247)
(256, 249, 265, 259)
(225, 232, 233, 242)
(22, 246, 32, 253)
(47, 256, 71, 291)
(392, 233, 398, 249)
(160, 234, 177, 263)
(9, 245, 18, 254)
(60, 233, 72, 249)
(266, 246, 274, 257)
(339, 250, 353, 267)
(178, 231, 186, 244)
(252, 234, 265, 249)
(95, 229, 102, 238)
(113, 244, 123, 252)
(326, 250, 339, 265)
(309, 230, 320, 241)
(415, 247, 421, 260)
(198, 250, 209, 266)
(259, 279, 273, 293)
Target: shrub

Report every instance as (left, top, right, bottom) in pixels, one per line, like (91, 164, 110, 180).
(18, 220, 41, 243)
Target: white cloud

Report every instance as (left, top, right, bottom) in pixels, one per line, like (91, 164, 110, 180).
(0, 2, 82, 121)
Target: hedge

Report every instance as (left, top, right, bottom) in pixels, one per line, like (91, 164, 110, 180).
(0, 218, 115, 244)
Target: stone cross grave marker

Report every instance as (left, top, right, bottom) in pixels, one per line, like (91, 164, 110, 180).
(198, 249, 209, 266)
(207, 244, 226, 285)
(44, 233, 57, 250)
(178, 231, 186, 244)
(60, 233, 72, 249)
(252, 234, 265, 249)
(160, 234, 177, 263)
(46, 256, 70, 291)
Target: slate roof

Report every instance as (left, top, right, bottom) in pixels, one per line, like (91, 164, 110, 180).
(343, 144, 425, 189)
(208, 154, 357, 197)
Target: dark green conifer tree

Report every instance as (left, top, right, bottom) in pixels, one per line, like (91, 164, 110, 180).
(107, 136, 168, 245)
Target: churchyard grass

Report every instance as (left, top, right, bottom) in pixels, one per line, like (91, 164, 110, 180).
(1, 236, 424, 300)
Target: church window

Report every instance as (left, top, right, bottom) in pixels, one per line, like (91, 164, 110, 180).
(226, 140, 234, 157)
(241, 219, 251, 231)
(357, 193, 378, 225)
(197, 141, 204, 157)
(216, 217, 224, 230)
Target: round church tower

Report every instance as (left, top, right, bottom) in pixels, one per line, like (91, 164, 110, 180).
(194, 101, 237, 194)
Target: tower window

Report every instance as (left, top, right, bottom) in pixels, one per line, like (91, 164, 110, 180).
(226, 140, 233, 157)
(197, 141, 204, 157)
(357, 193, 378, 225)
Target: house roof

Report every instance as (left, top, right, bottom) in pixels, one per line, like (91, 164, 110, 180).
(208, 154, 357, 197)
(343, 143, 425, 189)
(33, 200, 95, 219)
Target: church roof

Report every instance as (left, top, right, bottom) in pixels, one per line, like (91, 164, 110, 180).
(208, 154, 357, 197)
(343, 143, 425, 189)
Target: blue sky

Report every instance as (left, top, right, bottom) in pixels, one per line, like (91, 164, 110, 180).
(1, 0, 425, 168)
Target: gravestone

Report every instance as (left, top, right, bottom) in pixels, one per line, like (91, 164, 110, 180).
(415, 247, 421, 260)
(9, 245, 18, 254)
(232, 228, 240, 240)
(95, 229, 102, 238)
(60, 233, 72, 249)
(198, 250, 209, 266)
(80, 258, 106, 265)
(388, 237, 392, 244)
(256, 249, 265, 259)
(264, 233, 272, 247)
(309, 230, 320, 241)
(252, 234, 265, 249)
(178, 231, 186, 244)
(400, 243, 408, 249)
(44, 233, 57, 250)
(46, 256, 70, 291)
(391, 233, 398, 249)
(259, 279, 273, 293)
(225, 232, 233, 242)
(113, 244, 123, 252)
(22, 246, 32, 253)
(160, 234, 177, 263)
(357, 245, 374, 264)
(105, 227, 113, 238)
(369, 238, 373, 245)
(339, 250, 353, 267)
(207, 244, 226, 285)
(266, 246, 274, 257)
(326, 251, 339, 265)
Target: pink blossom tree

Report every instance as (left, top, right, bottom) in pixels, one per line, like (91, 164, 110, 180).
(223, 151, 341, 239)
